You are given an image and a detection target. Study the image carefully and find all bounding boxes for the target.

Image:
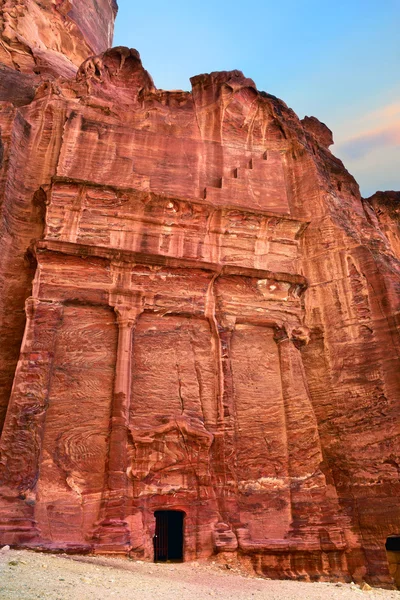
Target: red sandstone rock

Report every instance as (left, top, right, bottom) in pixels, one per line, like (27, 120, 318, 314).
(0, 1, 399, 590)
(0, 0, 117, 77)
(363, 191, 400, 258)
(301, 115, 334, 148)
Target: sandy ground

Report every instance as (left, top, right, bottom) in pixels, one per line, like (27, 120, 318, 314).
(0, 548, 399, 600)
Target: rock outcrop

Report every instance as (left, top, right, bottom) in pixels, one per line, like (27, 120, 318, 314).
(0, 0, 117, 77)
(0, 1, 399, 590)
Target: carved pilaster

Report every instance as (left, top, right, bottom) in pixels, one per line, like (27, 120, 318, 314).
(0, 298, 64, 545)
(204, 307, 238, 524)
(219, 316, 237, 428)
(93, 302, 142, 552)
(274, 324, 322, 478)
(216, 317, 240, 519)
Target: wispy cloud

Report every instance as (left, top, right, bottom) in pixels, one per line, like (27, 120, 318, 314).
(337, 100, 400, 160)
(339, 122, 400, 160)
(364, 102, 400, 123)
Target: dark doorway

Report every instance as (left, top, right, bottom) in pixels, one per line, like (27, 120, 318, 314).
(154, 510, 184, 562)
(386, 536, 400, 588)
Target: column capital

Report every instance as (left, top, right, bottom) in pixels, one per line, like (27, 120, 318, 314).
(114, 305, 142, 328)
(274, 323, 310, 348)
(24, 297, 63, 319)
(273, 325, 289, 344)
(25, 297, 40, 319)
(217, 314, 236, 333)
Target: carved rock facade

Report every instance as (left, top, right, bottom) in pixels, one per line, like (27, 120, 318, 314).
(0, 3, 399, 589)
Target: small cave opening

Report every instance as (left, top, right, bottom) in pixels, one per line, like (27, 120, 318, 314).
(154, 510, 185, 563)
(385, 535, 400, 589)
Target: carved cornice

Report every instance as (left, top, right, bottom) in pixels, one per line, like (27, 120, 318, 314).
(36, 240, 308, 292)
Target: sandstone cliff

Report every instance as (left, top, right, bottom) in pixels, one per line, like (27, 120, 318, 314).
(0, 1, 399, 590)
(0, 0, 117, 77)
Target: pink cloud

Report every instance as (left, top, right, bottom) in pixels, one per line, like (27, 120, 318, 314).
(338, 122, 400, 160)
(367, 102, 400, 121)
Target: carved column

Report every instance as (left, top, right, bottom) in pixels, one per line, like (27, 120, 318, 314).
(214, 317, 240, 541)
(217, 317, 238, 484)
(94, 303, 141, 552)
(275, 325, 323, 478)
(0, 298, 64, 545)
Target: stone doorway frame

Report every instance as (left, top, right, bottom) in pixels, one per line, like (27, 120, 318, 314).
(153, 510, 185, 563)
(385, 535, 400, 589)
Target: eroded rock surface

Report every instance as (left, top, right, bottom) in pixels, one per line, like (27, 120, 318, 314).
(0, 0, 399, 590)
(0, 0, 117, 76)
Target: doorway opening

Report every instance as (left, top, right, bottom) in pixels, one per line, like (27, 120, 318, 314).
(154, 510, 184, 562)
(385, 536, 400, 589)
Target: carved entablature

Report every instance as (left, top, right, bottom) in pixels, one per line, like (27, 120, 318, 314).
(44, 181, 307, 275)
(33, 248, 306, 329)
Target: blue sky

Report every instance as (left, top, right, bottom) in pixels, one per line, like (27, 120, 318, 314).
(113, 0, 400, 197)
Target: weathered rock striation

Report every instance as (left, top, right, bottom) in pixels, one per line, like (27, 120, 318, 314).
(0, 0, 117, 77)
(0, 0, 399, 589)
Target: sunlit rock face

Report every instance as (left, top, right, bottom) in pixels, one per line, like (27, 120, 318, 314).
(0, 1, 399, 589)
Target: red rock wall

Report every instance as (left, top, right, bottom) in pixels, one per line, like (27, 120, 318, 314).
(35, 304, 117, 545)
(0, 23, 398, 590)
(0, 0, 118, 431)
(0, 0, 117, 77)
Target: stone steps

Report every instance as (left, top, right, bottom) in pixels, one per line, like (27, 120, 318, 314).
(203, 150, 290, 214)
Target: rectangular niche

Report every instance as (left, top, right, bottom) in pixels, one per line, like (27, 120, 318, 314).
(130, 314, 217, 429)
(128, 314, 217, 495)
(230, 324, 291, 539)
(35, 304, 117, 544)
